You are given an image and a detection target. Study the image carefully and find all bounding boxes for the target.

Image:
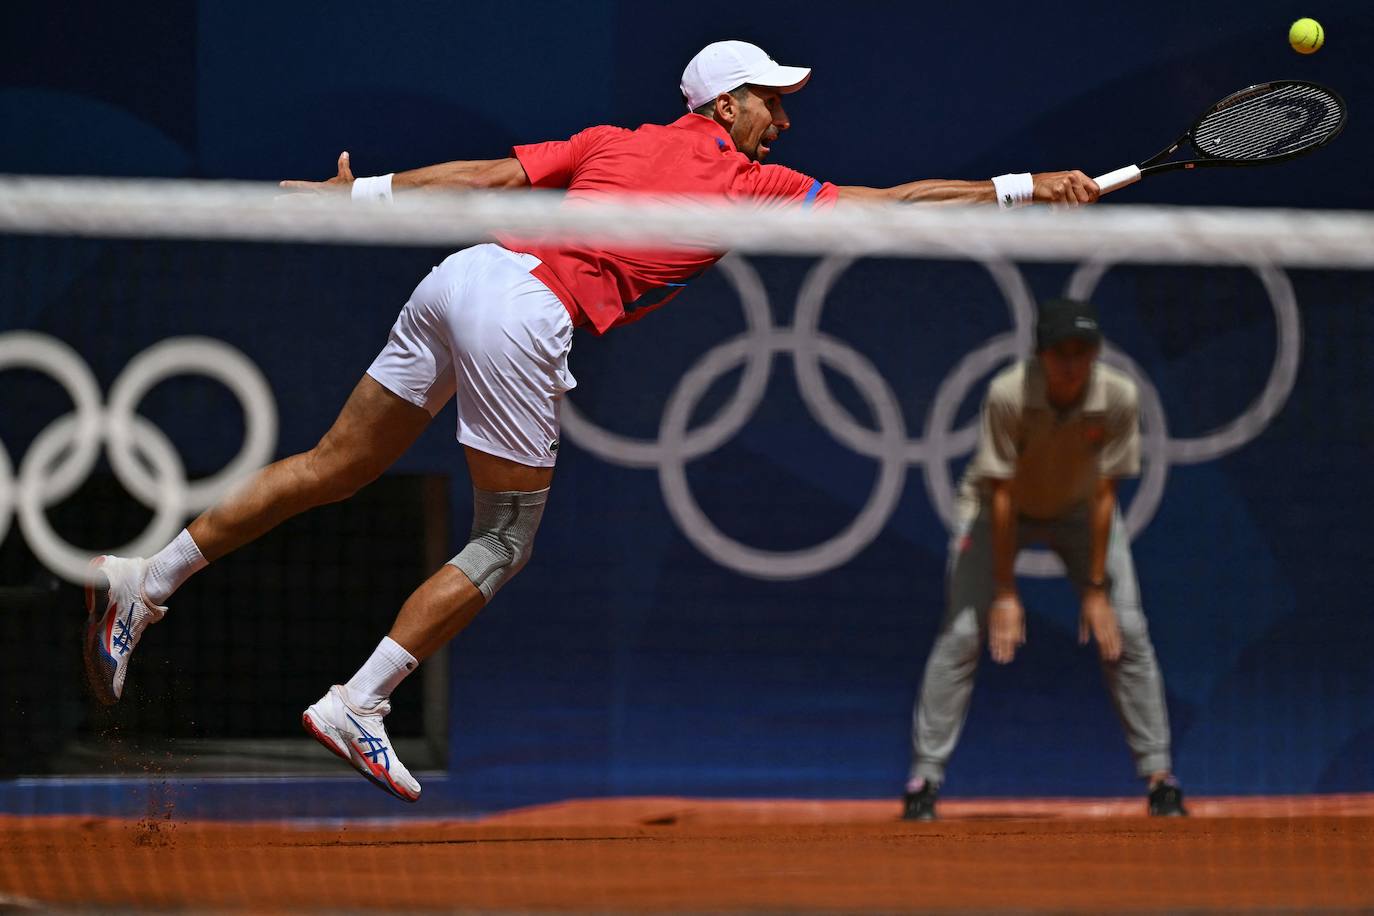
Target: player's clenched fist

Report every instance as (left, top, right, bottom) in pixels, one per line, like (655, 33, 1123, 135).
(1031, 170, 1101, 207)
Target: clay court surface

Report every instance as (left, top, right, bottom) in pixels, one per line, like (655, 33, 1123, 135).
(3, 795, 1372, 912)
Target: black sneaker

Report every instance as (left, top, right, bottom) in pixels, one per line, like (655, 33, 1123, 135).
(1148, 780, 1188, 817)
(902, 781, 939, 821)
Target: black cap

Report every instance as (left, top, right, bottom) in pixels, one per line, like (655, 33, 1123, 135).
(1036, 298, 1102, 351)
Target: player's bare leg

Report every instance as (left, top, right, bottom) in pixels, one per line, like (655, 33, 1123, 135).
(389, 445, 554, 660)
(85, 374, 433, 705)
(303, 445, 553, 802)
(189, 375, 433, 561)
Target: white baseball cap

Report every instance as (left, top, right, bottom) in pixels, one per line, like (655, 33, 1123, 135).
(680, 40, 812, 111)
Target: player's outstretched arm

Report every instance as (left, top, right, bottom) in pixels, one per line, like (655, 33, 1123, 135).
(836, 171, 1100, 207)
(279, 151, 530, 196)
(393, 157, 530, 191)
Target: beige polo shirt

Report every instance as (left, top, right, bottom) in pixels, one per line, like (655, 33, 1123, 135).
(958, 358, 1140, 519)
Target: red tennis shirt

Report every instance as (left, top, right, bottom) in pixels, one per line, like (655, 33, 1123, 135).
(499, 113, 838, 334)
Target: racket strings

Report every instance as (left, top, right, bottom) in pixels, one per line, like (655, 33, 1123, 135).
(1195, 85, 1343, 160)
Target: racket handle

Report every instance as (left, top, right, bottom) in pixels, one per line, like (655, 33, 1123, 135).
(1093, 165, 1142, 195)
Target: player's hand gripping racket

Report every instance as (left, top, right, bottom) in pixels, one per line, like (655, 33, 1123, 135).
(1094, 80, 1347, 194)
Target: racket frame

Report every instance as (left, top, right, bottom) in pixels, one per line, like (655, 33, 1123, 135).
(1094, 79, 1347, 194)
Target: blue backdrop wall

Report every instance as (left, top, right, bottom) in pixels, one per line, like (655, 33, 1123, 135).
(2, 0, 1371, 807)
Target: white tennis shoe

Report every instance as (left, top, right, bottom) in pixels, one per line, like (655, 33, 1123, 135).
(302, 685, 421, 803)
(83, 555, 166, 705)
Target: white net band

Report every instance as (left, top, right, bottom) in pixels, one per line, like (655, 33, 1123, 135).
(1, 175, 1373, 267)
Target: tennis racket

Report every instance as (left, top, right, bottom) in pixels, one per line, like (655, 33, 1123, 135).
(1094, 80, 1347, 194)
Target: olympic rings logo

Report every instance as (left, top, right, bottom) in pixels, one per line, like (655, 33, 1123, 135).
(4, 258, 1296, 586)
(0, 333, 277, 583)
(562, 254, 1301, 580)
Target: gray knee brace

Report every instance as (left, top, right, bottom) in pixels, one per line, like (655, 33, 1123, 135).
(447, 487, 548, 600)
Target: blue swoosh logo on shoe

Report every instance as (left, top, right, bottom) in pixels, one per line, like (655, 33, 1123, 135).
(111, 602, 135, 656)
(346, 713, 391, 771)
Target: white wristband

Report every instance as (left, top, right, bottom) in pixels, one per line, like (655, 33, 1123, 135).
(991, 172, 1034, 210)
(351, 173, 395, 203)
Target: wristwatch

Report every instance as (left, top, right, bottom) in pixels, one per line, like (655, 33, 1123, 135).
(1086, 575, 1109, 590)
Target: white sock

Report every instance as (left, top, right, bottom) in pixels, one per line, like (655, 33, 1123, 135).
(143, 529, 208, 607)
(345, 637, 418, 709)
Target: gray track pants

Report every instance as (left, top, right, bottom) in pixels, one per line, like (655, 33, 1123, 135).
(909, 502, 1172, 784)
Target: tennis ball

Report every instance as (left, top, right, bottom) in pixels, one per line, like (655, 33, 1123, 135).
(1289, 17, 1324, 54)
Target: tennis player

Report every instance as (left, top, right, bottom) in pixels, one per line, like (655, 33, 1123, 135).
(84, 40, 1101, 802)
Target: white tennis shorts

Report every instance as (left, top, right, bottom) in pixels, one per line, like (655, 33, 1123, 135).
(367, 243, 577, 467)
